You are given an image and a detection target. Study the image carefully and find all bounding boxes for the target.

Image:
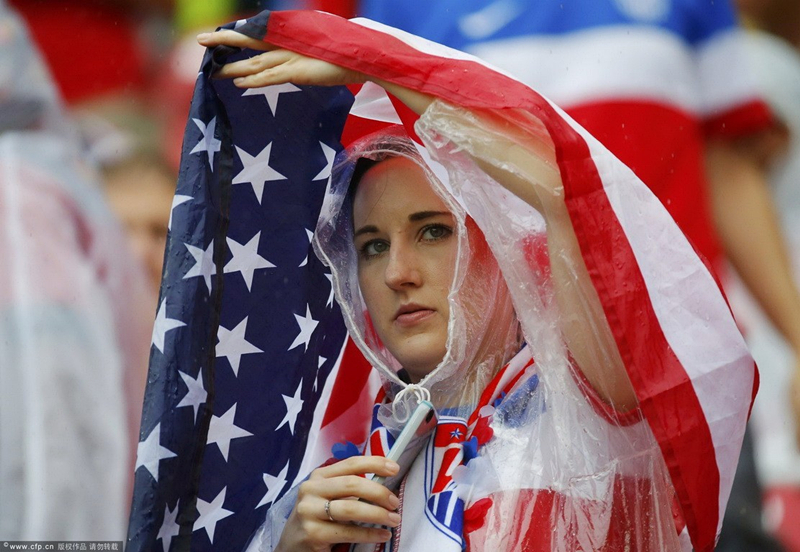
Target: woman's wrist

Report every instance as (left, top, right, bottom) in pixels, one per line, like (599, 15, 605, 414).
(368, 76, 434, 116)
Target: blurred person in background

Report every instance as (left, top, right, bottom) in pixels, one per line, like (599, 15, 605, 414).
(9, 0, 175, 106)
(10, 0, 178, 173)
(0, 1, 152, 539)
(12, 0, 181, 299)
(103, 152, 177, 296)
(728, 0, 800, 549)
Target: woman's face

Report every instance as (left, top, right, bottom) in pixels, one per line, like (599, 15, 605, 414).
(352, 156, 457, 382)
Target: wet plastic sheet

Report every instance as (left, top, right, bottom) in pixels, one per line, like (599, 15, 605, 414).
(313, 104, 682, 551)
(248, 98, 749, 552)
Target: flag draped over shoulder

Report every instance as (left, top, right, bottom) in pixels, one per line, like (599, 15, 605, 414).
(127, 10, 756, 552)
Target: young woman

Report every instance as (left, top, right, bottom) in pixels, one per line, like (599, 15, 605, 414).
(197, 21, 753, 552)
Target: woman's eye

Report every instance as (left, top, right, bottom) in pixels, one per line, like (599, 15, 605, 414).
(421, 224, 452, 241)
(361, 240, 389, 258)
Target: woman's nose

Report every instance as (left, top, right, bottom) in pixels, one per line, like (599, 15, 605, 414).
(384, 242, 422, 290)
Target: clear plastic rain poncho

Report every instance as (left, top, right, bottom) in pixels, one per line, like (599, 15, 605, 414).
(314, 125, 521, 415)
(0, 2, 152, 539)
(255, 104, 680, 551)
(250, 101, 681, 550)
(322, 111, 682, 551)
(193, 11, 755, 552)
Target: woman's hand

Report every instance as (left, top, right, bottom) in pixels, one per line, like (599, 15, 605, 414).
(197, 30, 367, 89)
(197, 29, 434, 115)
(275, 456, 401, 552)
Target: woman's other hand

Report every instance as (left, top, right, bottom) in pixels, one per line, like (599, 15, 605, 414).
(197, 30, 366, 88)
(275, 456, 401, 552)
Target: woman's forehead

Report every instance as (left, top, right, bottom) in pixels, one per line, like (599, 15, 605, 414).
(352, 156, 451, 225)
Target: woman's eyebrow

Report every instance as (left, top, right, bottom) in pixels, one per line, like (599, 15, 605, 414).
(354, 211, 451, 238)
(408, 210, 451, 222)
(354, 224, 379, 239)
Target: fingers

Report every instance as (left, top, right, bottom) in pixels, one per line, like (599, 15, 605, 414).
(196, 30, 293, 87)
(313, 455, 399, 479)
(199, 32, 367, 89)
(298, 495, 400, 528)
(281, 509, 392, 548)
(304, 457, 400, 513)
(213, 50, 294, 80)
(279, 456, 401, 549)
(300, 456, 401, 524)
(327, 498, 402, 528)
(301, 475, 400, 512)
(197, 30, 273, 52)
(313, 519, 393, 545)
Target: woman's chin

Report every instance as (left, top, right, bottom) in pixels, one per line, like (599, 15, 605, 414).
(383, 330, 448, 382)
(397, 352, 446, 383)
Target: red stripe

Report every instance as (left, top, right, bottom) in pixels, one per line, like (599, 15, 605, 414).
(387, 94, 423, 144)
(307, 0, 357, 18)
(501, 362, 531, 397)
(466, 357, 531, 427)
(341, 115, 396, 149)
(263, 11, 725, 549)
(369, 430, 387, 457)
(466, 477, 667, 550)
(266, 11, 546, 112)
(466, 363, 511, 427)
(321, 337, 373, 427)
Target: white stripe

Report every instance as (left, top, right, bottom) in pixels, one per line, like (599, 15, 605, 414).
(697, 28, 764, 116)
(678, 526, 693, 552)
(351, 17, 492, 65)
(295, 339, 345, 482)
(557, 101, 753, 531)
(350, 82, 403, 124)
(381, 427, 392, 454)
(468, 26, 702, 113)
(350, 17, 527, 83)
(295, 340, 381, 482)
(443, 491, 458, 526)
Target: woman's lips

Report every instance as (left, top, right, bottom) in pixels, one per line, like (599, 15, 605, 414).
(394, 308, 435, 327)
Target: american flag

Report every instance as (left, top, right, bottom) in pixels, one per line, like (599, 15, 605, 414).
(127, 9, 756, 552)
(126, 12, 376, 552)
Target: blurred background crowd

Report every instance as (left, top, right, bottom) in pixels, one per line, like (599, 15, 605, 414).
(0, 0, 799, 549)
